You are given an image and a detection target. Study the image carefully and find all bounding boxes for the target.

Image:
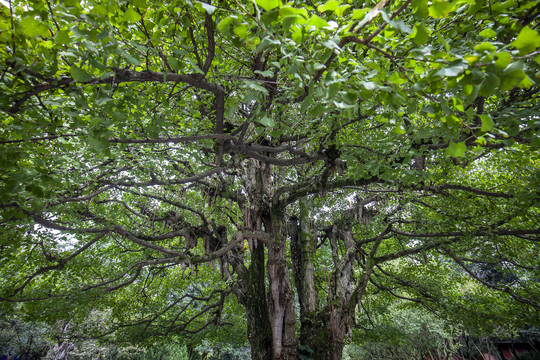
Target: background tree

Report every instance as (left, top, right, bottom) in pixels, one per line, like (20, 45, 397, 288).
(0, 313, 51, 359)
(0, 0, 539, 360)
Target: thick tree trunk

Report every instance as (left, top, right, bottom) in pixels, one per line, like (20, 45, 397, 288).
(244, 243, 273, 360)
(297, 223, 357, 360)
(267, 213, 298, 360)
(299, 305, 352, 360)
(290, 200, 318, 316)
(237, 159, 288, 360)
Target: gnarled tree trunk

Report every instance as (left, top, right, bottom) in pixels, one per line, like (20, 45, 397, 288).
(267, 212, 298, 360)
(243, 242, 273, 360)
(296, 221, 358, 360)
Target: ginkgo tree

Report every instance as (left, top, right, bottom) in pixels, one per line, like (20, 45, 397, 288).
(0, 0, 539, 359)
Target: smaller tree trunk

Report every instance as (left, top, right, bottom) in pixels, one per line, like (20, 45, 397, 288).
(299, 224, 358, 360)
(47, 323, 73, 360)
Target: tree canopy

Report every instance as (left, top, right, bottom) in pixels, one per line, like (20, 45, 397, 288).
(0, 0, 539, 359)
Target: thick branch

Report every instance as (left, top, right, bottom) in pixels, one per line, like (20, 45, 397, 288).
(9, 69, 224, 113)
(424, 184, 514, 199)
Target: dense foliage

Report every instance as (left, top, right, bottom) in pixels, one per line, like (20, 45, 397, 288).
(0, 0, 539, 359)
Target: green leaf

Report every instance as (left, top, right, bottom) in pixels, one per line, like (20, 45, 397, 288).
(428, 0, 452, 18)
(412, 0, 428, 18)
(393, 20, 413, 35)
(301, 92, 312, 113)
(233, 24, 249, 39)
(117, 48, 142, 65)
(125, 7, 142, 23)
(255, 0, 281, 12)
(501, 61, 526, 91)
(20, 17, 50, 38)
(292, 27, 303, 44)
(474, 42, 496, 53)
(479, 29, 497, 38)
(82, 40, 98, 54)
(70, 65, 92, 82)
(259, 116, 275, 127)
(318, 0, 340, 13)
(279, 6, 307, 20)
(452, 98, 464, 112)
(306, 15, 329, 29)
(388, 73, 407, 85)
(360, 81, 377, 90)
(87, 135, 105, 151)
(245, 81, 269, 95)
(326, 83, 340, 99)
(322, 39, 340, 51)
(279, 6, 299, 17)
(479, 73, 500, 97)
(169, 58, 182, 71)
(309, 104, 325, 118)
(335, 4, 351, 17)
(435, 61, 467, 77)
(518, 75, 533, 88)
(93, 4, 108, 16)
(394, 125, 406, 134)
(411, 23, 429, 46)
(281, 15, 304, 30)
(89, 58, 106, 71)
(446, 141, 466, 157)
(495, 52, 512, 69)
(217, 16, 236, 33)
(132, 0, 147, 7)
(185, 58, 204, 74)
(352, 8, 369, 20)
(55, 30, 70, 45)
(511, 26, 540, 55)
(479, 114, 494, 132)
(254, 70, 274, 77)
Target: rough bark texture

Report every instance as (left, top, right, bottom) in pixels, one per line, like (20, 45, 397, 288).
(297, 223, 357, 360)
(237, 159, 275, 360)
(244, 243, 273, 360)
(300, 305, 353, 360)
(267, 213, 298, 360)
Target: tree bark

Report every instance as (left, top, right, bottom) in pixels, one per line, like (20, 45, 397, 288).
(46, 323, 73, 360)
(244, 242, 273, 360)
(297, 224, 357, 360)
(267, 212, 298, 360)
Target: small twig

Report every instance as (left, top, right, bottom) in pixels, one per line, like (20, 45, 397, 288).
(45, 0, 61, 31)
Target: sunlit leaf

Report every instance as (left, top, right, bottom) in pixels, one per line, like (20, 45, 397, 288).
(511, 26, 540, 55)
(446, 141, 466, 157)
(125, 7, 142, 23)
(20, 17, 50, 38)
(255, 0, 281, 12)
(429, 0, 452, 18)
(479, 115, 494, 132)
(318, 0, 340, 13)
